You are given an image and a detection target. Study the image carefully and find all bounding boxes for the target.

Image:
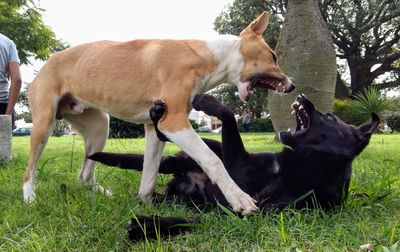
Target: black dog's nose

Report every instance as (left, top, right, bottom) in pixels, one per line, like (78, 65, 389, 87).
(296, 94, 308, 103)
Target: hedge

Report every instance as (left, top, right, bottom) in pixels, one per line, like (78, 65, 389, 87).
(386, 113, 400, 132)
(333, 99, 368, 126)
(109, 117, 144, 138)
(237, 118, 274, 132)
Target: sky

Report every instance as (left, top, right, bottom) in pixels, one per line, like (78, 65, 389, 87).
(20, 0, 234, 83)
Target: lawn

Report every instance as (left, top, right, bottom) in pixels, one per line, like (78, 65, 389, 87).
(0, 133, 399, 251)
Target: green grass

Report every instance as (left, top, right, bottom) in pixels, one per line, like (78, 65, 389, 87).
(1, 133, 399, 251)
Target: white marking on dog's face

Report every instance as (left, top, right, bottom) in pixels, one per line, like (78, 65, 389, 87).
(205, 35, 250, 102)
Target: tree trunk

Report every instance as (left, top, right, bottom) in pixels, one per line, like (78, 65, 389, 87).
(268, 0, 337, 134)
(349, 63, 375, 96)
(335, 72, 350, 99)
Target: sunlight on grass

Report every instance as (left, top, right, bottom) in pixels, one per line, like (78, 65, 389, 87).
(0, 133, 399, 250)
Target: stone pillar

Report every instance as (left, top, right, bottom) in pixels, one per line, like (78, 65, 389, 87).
(0, 115, 12, 164)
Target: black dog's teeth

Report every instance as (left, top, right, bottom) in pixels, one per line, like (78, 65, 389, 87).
(292, 104, 308, 130)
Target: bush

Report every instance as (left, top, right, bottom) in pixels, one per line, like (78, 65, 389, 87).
(386, 113, 400, 132)
(352, 87, 392, 119)
(109, 117, 144, 138)
(190, 119, 199, 130)
(333, 99, 367, 125)
(238, 118, 274, 132)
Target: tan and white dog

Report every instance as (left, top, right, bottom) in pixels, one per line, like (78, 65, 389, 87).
(24, 12, 294, 214)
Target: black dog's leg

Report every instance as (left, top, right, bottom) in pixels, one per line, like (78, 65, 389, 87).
(150, 100, 170, 142)
(192, 94, 247, 166)
(127, 215, 194, 242)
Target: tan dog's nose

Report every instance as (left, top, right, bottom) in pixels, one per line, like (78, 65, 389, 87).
(287, 83, 295, 92)
(286, 77, 296, 93)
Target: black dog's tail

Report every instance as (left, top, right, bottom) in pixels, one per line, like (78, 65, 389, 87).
(88, 138, 222, 174)
(89, 152, 144, 170)
(128, 215, 195, 242)
(88, 152, 196, 174)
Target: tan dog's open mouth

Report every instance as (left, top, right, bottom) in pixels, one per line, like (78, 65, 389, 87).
(249, 74, 294, 94)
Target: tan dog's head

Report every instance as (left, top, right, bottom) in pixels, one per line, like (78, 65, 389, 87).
(236, 12, 294, 101)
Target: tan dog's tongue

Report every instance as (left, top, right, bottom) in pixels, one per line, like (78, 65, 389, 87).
(239, 88, 252, 102)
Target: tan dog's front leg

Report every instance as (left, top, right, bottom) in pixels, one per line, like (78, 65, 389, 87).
(138, 124, 166, 201)
(159, 120, 258, 215)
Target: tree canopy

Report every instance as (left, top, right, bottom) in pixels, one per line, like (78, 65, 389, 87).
(214, 0, 400, 97)
(320, 0, 400, 95)
(0, 0, 65, 65)
(214, 0, 283, 48)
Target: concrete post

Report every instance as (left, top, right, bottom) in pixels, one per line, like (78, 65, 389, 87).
(0, 115, 12, 164)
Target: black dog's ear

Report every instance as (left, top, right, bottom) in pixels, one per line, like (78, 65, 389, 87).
(357, 113, 380, 137)
(354, 113, 380, 154)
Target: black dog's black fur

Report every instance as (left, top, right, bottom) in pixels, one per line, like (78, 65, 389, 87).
(89, 94, 379, 242)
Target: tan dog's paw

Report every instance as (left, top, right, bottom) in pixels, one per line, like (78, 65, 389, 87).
(23, 182, 36, 203)
(225, 189, 258, 215)
(235, 194, 258, 215)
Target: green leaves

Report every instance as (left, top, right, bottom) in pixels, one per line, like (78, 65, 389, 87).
(0, 0, 66, 65)
(213, 0, 282, 48)
(352, 87, 393, 119)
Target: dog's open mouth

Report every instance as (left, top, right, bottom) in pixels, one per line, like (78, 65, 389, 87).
(291, 99, 309, 131)
(249, 74, 290, 93)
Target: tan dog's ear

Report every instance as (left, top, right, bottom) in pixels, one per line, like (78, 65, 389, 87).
(241, 11, 270, 36)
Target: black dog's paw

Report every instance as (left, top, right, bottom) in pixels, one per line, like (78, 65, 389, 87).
(149, 100, 170, 142)
(127, 216, 152, 242)
(192, 94, 222, 115)
(192, 94, 234, 120)
(150, 100, 166, 124)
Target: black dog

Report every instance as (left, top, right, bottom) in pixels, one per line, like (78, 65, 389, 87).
(89, 94, 379, 241)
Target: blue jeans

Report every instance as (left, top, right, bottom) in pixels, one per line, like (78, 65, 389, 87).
(243, 123, 250, 132)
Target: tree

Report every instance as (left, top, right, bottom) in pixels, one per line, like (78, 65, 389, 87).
(320, 0, 400, 96)
(214, 0, 283, 48)
(214, 0, 400, 98)
(268, 0, 337, 133)
(0, 0, 65, 64)
(209, 84, 268, 118)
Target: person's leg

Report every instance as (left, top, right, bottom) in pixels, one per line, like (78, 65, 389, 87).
(11, 110, 15, 129)
(0, 103, 6, 114)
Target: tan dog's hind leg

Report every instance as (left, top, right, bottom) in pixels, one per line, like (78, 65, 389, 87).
(159, 118, 258, 215)
(63, 108, 111, 195)
(138, 124, 166, 201)
(23, 100, 57, 203)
